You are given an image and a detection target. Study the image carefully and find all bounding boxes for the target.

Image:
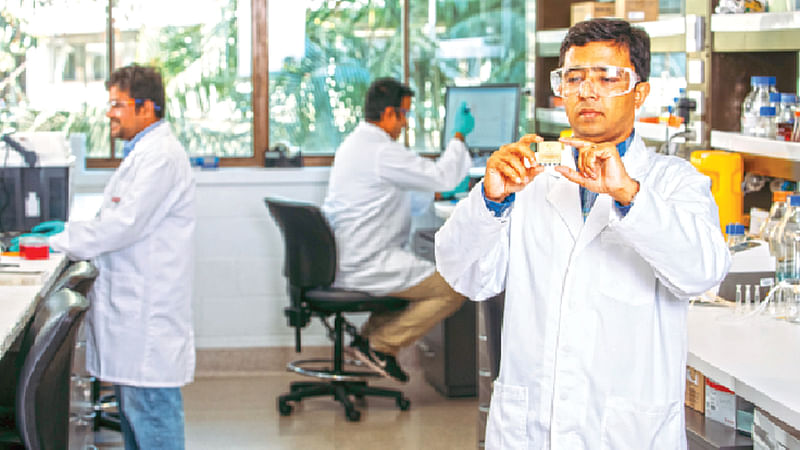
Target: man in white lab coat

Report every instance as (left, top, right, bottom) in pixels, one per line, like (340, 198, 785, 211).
(322, 77, 473, 382)
(50, 65, 195, 450)
(435, 19, 731, 449)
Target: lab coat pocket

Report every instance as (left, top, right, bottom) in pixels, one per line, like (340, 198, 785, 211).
(106, 272, 144, 321)
(600, 397, 683, 450)
(485, 381, 528, 449)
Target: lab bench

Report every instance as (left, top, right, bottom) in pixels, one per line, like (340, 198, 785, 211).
(687, 304, 800, 444)
(413, 228, 477, 398)
(0, 253, 96, 447)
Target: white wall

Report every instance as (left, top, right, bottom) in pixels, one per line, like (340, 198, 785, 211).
(74, 167, 336, 348)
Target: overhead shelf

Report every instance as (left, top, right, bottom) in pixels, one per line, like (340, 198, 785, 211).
(710, 130, 800, 179)
(712, 11, 800, 51)
(710, 130, 800, 160)
(535, 16, 686, 57)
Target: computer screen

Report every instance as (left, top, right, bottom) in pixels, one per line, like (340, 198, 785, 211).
(441, 84, 521, 152)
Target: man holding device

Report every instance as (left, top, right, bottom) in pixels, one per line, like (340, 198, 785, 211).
(435, 19, 730, 448)
(322, 77, 473, 382)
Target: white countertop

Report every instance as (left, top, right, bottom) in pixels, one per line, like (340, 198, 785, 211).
(0, 254, 68, 356)
(687, 304, 800, 429)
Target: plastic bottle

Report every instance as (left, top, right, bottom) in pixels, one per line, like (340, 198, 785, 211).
(752, 106, 777, 139)
(793, 110, 800, 142)
(741, 77, 773, 136)
(777, 93, 797, 141)
(725, 223, 746, 248)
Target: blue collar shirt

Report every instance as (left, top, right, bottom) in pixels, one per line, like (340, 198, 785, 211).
(122, 120, 164, 158)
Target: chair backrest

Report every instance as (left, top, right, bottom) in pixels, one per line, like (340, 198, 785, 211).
(16, 288, 89, 450)
(49, 261, 99, 297)
(264, 197, 337, 289)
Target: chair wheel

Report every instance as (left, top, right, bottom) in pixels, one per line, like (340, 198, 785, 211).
(396, 397, 410, 411)
(278, 399, 293, 416)
(346, 408, 361, 422)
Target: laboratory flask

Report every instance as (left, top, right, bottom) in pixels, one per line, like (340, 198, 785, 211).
(762, 191, 790, 257)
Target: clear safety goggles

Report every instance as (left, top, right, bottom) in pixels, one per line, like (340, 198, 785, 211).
(107, 98, 162, 111)
(550, 65, 640, 98)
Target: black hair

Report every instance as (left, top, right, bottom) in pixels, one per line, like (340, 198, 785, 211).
(364, 77, 414, 122)
(106, 64, 165, 119)
(559, 19, 651, 82)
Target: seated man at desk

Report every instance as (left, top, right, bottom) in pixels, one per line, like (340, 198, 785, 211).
(435, 19, 730, 447)
(322, 77, 473, 382)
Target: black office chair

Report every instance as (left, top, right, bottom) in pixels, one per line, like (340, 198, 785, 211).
(265, 197, 412, 422)
(0, 288, 90, 449)
(51, 261, 120, 433)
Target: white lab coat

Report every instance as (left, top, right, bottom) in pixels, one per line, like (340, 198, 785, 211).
(435, 135, 730, 449)
(322, 121, 471, 295)
(50, 122, 196, 387)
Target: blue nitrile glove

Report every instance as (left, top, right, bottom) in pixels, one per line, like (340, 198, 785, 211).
(438, 175, 470, 200)
(31, 220, 65, 236)
(453, 101, 475, 137)
(8, 236, 19, 252)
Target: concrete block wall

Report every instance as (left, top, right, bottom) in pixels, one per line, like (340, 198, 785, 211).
(74, 167, 335, 348)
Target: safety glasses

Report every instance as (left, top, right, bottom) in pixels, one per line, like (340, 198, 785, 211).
(550, 65, 640, 98)
(107, 98, 162, 111)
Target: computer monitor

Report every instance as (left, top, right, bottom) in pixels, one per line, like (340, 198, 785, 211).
(441, 84, 521, 153)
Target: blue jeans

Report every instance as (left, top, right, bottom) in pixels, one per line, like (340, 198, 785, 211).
(113, 385, 185, 450)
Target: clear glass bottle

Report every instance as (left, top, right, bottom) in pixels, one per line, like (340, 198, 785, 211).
(777, 93, 796, 141)
(761, 190, 790, 257)
(741, 76, 773, 136)
(752, 106, 777, 139)
(778, 195, 800, 319)
(792, 110, 800, 142)
(725, 223, 746, 249)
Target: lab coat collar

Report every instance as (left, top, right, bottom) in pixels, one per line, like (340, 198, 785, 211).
(545, 131, 651, 250)
(122, 120, 165, 158)
(358, 121, 394, 142)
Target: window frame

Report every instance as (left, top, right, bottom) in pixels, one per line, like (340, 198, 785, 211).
(86, 0, 269, 169)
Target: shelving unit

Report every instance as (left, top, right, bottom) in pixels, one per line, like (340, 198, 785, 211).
(710, 131, 800, 179)
(711, 11, 800, 52)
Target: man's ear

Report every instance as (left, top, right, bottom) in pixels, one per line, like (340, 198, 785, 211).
(382, 106, 396, 121)
(634, 81, 650, 108)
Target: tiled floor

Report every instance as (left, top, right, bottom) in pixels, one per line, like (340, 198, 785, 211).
(92, 353, 479, 450)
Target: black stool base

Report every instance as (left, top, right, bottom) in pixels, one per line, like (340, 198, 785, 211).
(277, 380, 410, 422)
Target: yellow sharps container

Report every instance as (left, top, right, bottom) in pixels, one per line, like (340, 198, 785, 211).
(690, 150, 743, 236)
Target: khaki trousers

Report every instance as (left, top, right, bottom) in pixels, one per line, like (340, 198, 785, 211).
(362, 271, 466, 355)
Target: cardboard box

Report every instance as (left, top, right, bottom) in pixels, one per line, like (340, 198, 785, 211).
(685, 366, 705, 414)
(705, 378, 736, 428)
(571, 1, 616, 26)
(615, 0, 659, 22)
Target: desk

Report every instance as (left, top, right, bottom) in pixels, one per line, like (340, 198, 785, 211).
(0, 254, 68, 357)
(687, 304, 800, 431)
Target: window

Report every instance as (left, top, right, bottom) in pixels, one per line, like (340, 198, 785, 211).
(3, 0, 536, 166)
(268, 1, 402, 154)
(107, 0, 253, 161)
(407, 1, 527, 150)
(0, 1, 108, 158)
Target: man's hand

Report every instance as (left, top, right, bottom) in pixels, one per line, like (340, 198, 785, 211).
(453, 101, 475, 138)
(555, 137, 639, 205)
(484, 134, 545, 202)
